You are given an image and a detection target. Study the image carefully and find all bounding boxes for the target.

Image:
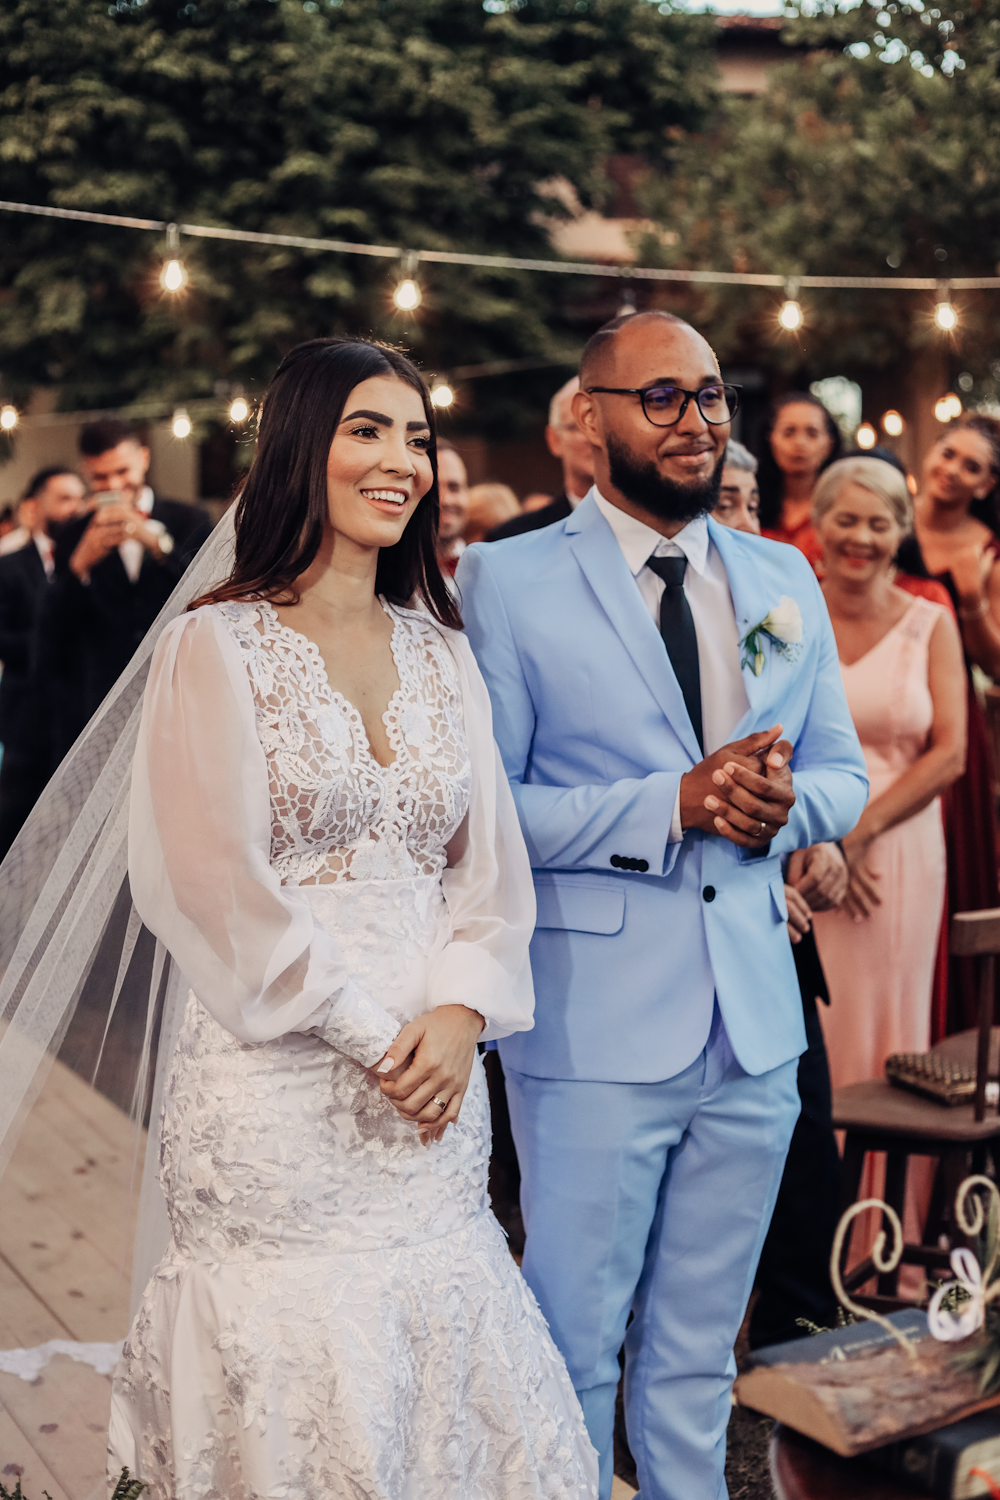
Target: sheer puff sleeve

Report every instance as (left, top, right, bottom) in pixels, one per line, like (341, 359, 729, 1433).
(430, 628, 536, 1043)
(128, 608, 400, 1067)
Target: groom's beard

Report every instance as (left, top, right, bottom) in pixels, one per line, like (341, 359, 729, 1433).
(606, 433, 724, 526)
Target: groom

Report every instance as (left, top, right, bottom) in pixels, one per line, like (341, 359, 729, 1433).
(456, 311, 867, 1500)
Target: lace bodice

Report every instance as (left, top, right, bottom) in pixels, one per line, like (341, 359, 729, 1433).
(214, 599, 472, 886)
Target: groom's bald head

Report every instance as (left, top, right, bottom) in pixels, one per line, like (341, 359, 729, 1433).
(579, 310, 695, 391)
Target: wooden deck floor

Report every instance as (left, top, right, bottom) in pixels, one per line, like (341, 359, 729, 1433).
(0, 1056, 139, 1499)
(0, 1058, 637, 1499)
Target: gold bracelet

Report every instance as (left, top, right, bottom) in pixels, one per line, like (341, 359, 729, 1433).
(958, 596, 990, 621)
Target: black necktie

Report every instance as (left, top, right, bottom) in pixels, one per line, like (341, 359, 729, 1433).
(646, 553, 704, 754)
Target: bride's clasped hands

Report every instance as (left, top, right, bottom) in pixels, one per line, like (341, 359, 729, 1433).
(376, 1002, 486, 1146)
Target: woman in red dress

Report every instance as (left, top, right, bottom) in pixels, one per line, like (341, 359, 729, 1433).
(914, 414, 1000, 1034)
(758, 392, 842, 569)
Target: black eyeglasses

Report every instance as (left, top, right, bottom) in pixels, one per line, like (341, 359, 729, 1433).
(585, 383, 741, 428)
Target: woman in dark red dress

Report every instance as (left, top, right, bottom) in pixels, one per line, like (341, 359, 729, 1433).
(914, 414, 1000, 1035)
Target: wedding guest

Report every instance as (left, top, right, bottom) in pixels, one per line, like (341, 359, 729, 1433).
(715, 440, 760, 534)
(465, 482, 520, 544)
(913, 415, 1000, 1032)
(711, 445, 845, 1347)
(810, 457, 966, 1090)
(758, 392, 842, 571)
(0, 466, 86, 856)
(37, 419, 211, 762)
(435, 440, 470, 576)
(486, 375, 595, 541)
(460, 310, 868, 1499)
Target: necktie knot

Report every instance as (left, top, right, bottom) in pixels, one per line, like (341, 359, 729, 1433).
(646, 553, 687, 589)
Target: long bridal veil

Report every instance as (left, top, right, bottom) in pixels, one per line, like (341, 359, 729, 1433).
(0, 509, 236, 1317)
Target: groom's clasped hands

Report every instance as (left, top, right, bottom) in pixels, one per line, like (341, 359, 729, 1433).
(679, 723, 795, 847)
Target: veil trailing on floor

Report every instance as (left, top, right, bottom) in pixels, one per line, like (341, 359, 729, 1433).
(0, 510, 236, 1317)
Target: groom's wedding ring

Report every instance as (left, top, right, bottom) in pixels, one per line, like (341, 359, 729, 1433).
(433, 1095, 448, 1111)
(759, 821, 767, 836)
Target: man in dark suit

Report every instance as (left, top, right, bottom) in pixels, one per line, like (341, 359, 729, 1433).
(38, 418, 212, 763)
(486, 375, 595, 541)
(0, 465, 86, 856)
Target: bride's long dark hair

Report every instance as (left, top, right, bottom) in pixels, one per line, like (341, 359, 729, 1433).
(191, 337, 462, 628)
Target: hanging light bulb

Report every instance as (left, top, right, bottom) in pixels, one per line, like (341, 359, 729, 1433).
(934, 393, 963, 423)
(392, 252, 422, 312)
(172, 407, 192, 439)
(934, 281, 957, 331)
(430, 381, 454, 410)
(393, 278, 421, 312)
(0, 405, 18, 432)
(778, 298, 803, 331)
(229, 395, 250, 423)
(881, 409, 905, 437)
(856, 423, 877, 449)
(778, 277, 803, 331)
(159, 223, 188, 294)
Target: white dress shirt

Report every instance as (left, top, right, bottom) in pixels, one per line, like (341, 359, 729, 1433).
(119, 485, 155, 584)
(592, 489, 749, 842)
(34, 532, 54, 578)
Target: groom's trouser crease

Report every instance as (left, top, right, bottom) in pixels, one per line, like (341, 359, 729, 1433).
(504, 1008, 799, 1500)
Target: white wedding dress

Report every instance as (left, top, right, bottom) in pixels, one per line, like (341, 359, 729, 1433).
(107, 599, 598, 1500)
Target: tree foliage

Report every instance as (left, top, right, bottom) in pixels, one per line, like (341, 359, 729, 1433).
(0, 0, 717, 430)
(639, 0, 1000, 387)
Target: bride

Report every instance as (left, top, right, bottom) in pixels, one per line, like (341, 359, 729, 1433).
(105, 337, 598, 1498)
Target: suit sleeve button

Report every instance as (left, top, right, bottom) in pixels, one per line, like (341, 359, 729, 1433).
(637, 859, 649, 873)
(703, 885, 716, 902)
(610, 855, 622, 868)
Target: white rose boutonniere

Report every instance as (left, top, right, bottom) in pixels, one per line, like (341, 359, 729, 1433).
(740, 595, 803, 676)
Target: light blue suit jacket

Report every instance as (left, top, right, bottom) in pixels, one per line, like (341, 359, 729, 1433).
(457, 495, 869, 1084)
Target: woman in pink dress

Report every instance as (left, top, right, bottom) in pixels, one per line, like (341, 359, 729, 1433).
(809, 458, 966, 1090)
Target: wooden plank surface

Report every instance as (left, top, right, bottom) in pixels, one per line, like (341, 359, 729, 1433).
(0, 1358, 110, 1500)
(0, 1056, 142, 1351)
(1, 1058, 135, 1498)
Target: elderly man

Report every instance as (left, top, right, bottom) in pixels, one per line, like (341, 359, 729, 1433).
(715, 439, 761, 535)
(458, 311, 867, 1500)
(39, 418, 211, 762)
(487, 375, 595, 541)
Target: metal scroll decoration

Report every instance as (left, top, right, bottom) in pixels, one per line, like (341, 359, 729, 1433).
(829, 1175, 1000, 1385)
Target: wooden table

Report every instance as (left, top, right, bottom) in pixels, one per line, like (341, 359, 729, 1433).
(771, 1426, 926, 1500)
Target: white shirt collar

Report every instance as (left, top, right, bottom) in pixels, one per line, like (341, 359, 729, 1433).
(137, 485, 154, 516)
(592, 487, 710, 578)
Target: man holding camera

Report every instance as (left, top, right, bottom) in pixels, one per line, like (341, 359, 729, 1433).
(39, 418, 211, 762)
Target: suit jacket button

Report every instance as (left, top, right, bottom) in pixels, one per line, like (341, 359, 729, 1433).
(703, 885, 716, 902)
(637, 859, 649, 873)
(610, 855, 622, 868)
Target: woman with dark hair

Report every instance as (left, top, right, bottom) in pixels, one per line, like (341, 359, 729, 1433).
(915, 413, 1000, 1034)
(106, 338, 597, 1498)
(757, 391, 842, 572)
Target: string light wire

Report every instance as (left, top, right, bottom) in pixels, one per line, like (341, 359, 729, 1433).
(4, 199, 1000, 292)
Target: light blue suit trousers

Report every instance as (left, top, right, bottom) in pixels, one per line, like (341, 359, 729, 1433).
(505, 1007, 799, 1500)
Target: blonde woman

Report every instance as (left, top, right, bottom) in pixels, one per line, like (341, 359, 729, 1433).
(809, 457, 966, 1091)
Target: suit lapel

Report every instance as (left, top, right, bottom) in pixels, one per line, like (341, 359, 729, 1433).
(568, 498, 703, 762)
(709, 517, 781, 734)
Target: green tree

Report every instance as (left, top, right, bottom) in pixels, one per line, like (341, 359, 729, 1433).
(0, 0, 716, 433)
(638, 0, 1000, 390)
